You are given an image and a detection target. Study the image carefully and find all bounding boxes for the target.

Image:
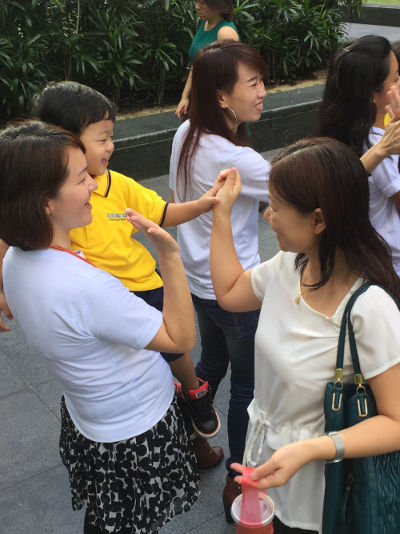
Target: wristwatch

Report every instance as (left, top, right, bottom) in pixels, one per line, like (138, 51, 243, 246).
(326, 431, 345, 463)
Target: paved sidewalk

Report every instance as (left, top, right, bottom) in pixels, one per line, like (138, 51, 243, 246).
(0, 149, 279, 534)
(343, 22, 400, 42)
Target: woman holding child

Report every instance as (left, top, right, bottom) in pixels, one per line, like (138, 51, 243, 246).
(0, 121, 199, 534)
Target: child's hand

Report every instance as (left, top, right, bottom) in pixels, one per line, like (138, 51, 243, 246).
(125, 209, 179, 256)
(195, 177, 223, 213)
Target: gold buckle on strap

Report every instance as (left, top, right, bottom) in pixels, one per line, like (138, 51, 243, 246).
(332, 369, 344, 411)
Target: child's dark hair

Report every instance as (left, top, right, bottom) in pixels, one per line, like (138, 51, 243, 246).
(31, 81, 117, 135)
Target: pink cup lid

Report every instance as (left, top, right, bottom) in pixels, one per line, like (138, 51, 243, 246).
(231, 492, 275, 527)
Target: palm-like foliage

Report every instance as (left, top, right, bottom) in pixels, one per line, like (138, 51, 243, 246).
(0, 0, 361, 122)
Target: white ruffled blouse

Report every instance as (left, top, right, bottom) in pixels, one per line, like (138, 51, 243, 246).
(247, 252, 400, 532)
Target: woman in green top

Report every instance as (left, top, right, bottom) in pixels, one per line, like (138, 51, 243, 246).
(175, 0, 239, 118)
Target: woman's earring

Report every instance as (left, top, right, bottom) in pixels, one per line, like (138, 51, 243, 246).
(225, 106, 239, 130)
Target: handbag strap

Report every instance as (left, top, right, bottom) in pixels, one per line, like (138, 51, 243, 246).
(336, 283, 400, 383)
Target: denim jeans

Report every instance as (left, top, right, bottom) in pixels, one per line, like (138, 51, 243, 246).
(192, 294, 259, 477)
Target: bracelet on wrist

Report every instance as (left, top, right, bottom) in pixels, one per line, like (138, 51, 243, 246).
(326, 431, 345, 463)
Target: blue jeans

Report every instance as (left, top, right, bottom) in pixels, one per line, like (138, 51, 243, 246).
(192, 294, 259, 477)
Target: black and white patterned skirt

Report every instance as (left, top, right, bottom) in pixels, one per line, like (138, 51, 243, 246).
(59, 395, 200, 533)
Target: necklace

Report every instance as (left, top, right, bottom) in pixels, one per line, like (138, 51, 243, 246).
(295, 262, 310, 304)
(50, 245, 95, 266)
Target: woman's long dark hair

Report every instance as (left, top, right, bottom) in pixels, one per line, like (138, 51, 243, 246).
(318, 35, 392, 156)
(269, 137, 400, 299)
(176, 40, 268, 201)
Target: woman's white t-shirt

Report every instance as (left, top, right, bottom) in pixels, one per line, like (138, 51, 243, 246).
(3, 247, 174, 443)
(366, 127, 400, 275)
(169, 120, 270, 299)
(247, 251, 400, 532)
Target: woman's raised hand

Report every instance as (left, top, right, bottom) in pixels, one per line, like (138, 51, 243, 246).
(214, 167, 242, 215)
(125, 209, 179, 256)
(386, 84, 400, 123)
(381, 85, 400, 156)
(127, 208, 196, 354)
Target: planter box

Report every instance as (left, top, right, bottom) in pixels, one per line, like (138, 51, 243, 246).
(111, 84, 324, 180)
(343, 3, 400, 27)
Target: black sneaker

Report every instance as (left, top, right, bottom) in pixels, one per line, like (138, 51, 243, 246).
(185, 379, 221, 439)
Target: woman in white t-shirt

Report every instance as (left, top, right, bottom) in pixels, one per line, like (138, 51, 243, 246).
(0, 121, 199, 534)
(209, 138, 400, 534)
(169, 40, 270, 518)
(318, 35, 400, 275)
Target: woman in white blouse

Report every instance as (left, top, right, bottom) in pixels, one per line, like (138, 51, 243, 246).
(209, 137, 400, 534)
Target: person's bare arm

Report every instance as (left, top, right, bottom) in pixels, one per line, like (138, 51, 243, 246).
(162, 178, 222, 226)
(232, 362, 400, 490)
(217, 26, 239, 41)
(125, 210, 196, 354)
(175, 69, 192, 118)
(361, 121, 400, 173)
(0, 240, 12, 332)
(210, 168, 262, 312)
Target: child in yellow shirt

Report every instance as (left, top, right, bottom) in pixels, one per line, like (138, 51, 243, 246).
(31, 81, 223, 466)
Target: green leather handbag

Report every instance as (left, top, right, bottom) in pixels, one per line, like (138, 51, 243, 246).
(322, 283, 400, 534)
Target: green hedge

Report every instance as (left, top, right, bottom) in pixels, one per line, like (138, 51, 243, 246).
(0, 0, 360, 121)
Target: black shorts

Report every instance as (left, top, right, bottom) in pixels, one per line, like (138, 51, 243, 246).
(133, 286, 184, 362)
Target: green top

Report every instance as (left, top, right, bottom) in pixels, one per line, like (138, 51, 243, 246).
(188, 19, 238, 64)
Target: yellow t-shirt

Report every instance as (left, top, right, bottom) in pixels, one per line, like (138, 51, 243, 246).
(70, 170, 166, 291)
